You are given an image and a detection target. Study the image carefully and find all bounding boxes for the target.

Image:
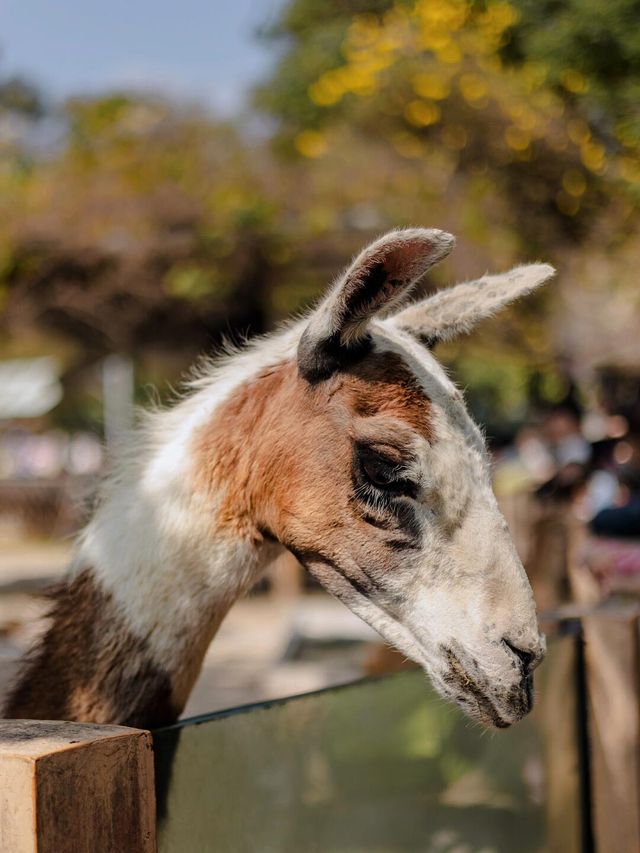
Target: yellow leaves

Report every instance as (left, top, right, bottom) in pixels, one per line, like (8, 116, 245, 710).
(346, 9, 408, 57)
(348, 13, 383, 49)
(458, 73, 489, 106)
(561, 69, 588, 94)
(505, 126, 530, 151)
(300, 0, 636, 202)
(405, 99, 441, 127)
(476, 1, 519, 49)
(308, 75, 343, 107)
(436, 41, 463, 64)
(567, 118, 590, 145)
(309, 65, 378, 106)
(412, 71, 451, 101)
(555, 190, 580, 216)
(391, 131, 426, 158)
(561, 120, 607, 176)
(294, 130, 328, 159)
(414, 0, 467, 61)
(311, 11, 406, 108)
(580, 140, 606, 174)
(417, 28, 452, 53)
(562, 169, 587, 197)
(507, 103, 539, 133)
(615, 123, 638, 150)
(414, 0, 468, 32)
(309, 61, 383, 106)
(479, 1, 519, 33)
(618, 156, 640, 185)
(519, 62, 548, 94)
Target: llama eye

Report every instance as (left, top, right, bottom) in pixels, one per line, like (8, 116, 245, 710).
(357, 450, 417, 499)
(353, 442, 418, 500)
(362, 457, 396, 488)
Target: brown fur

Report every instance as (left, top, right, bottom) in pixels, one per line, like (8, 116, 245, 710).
(4, 570, 179, 728)
(193, 349, 433, 588)
(343, 352, 434, 441)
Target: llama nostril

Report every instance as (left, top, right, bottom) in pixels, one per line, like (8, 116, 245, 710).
(502, 638, 538, 671)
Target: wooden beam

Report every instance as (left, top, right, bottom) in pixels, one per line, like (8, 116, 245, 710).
(583, 605, 640, 853)
(0, 720, 155, 853)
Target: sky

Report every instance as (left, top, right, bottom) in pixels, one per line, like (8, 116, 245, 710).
(2, 0, 284, 114)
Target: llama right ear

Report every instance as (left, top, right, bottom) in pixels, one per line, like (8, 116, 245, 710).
(297, 228, 455, 381)
(390, 262, 555, 347)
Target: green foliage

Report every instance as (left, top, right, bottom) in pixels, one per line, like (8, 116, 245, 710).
(505, 0, 640, 148)
(0, 75, 43, 117)
(255, 0, 395, 147)
(0, 95, 287, 369)
(258, 0, 640, 243)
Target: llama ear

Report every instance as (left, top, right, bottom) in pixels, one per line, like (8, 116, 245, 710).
(391, 263, 555, 347)
(297, 227, 455, 381)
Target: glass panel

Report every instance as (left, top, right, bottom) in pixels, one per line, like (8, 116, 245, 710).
(155, 637, 582, 853)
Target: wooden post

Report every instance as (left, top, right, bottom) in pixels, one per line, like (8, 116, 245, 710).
(0, 720, 156, 853)
(526, 502, 571, 611)
(538, 627, 583, 853)
(583, 605, 640, 853)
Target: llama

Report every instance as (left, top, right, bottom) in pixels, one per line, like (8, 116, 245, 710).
(4, 228, 552, 730)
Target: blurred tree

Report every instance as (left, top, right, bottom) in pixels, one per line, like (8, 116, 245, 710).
(255, 0, 394, 151)
(0, 56, 45, 189)
(0, 95, 284, 371)
(251, 0, 640, 429)
(257, 0, 640, 246)
(0, 75, 43, 118)
(504, 0, 640, 153)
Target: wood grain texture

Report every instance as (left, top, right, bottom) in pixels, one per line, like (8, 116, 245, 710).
(0, 720, 155, 853)
(584, 605, 640, 853)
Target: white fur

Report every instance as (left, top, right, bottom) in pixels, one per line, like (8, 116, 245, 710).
(77, 328, 300, 669)
(393, 263, 555, 343)
(313, 320, 545, 724)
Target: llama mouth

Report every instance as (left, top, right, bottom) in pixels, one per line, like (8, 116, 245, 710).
(439, 644, 537, 728)
(439, 647, 514, 728)
(305, 560, 531, 727)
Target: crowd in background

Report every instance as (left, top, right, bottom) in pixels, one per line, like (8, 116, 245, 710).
(0, 427, 102, 480)
(493, 377, 640, 591)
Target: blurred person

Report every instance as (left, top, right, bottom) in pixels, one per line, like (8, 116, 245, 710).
(65, 432, 103, 476)
(582, 435, 640, 595)
(536, 405, 591, 502)
(580, 438, 622, 521)
(492, 423, 554, 496)
(27, 430, 66, 479)
(590, 437, 640, 539)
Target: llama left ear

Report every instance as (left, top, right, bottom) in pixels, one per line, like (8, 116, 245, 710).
(390, 263, 555, 347)
(298, 227, 455, 381)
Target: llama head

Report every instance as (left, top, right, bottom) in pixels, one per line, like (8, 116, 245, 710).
(206, 229, 553, 728)
(292, 229, 553, 727)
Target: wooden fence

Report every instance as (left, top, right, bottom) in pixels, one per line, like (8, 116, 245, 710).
(1, 606, 639, 853)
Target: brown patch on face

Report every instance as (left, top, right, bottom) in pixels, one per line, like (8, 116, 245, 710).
(340, 351, 434, 441)
(192, 348, 433, 586)
(3, 570, 179, 728)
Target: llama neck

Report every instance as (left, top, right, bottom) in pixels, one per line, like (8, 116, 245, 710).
(4, 367, 282, 728)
